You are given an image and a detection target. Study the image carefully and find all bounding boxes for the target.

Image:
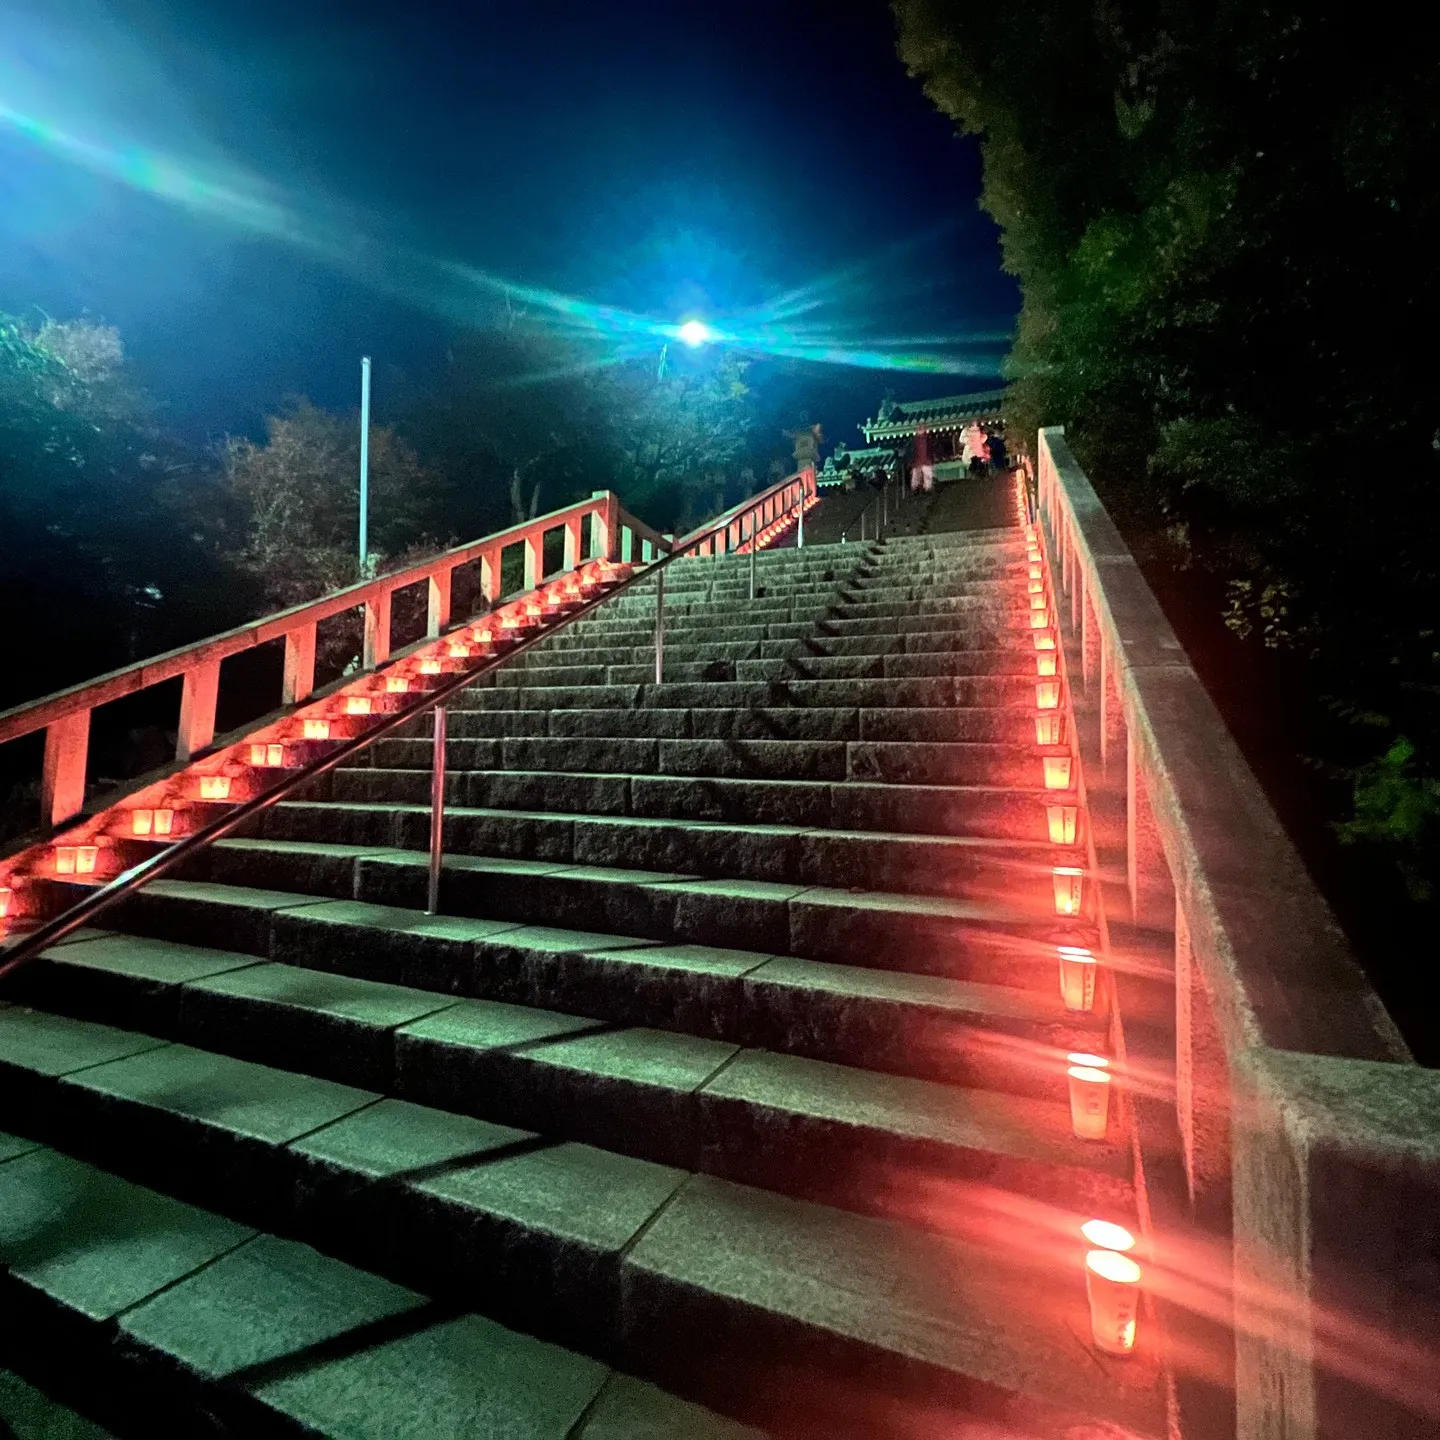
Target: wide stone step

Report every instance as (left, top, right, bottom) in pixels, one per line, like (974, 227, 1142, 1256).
(448, 672, 1038, 713)
(0, 1131, 745, 1437)
(10, 944, 1126, 1218)
(53, 846, 1092, 989)
(247, 800, 1066, 905)
(13, 923, 1104, 1097)
(367, 734, 1054, 787)
(329, 768, 1056, 841)
(0, 1018, 1162, 1437)
(432, 705, 1024, 744)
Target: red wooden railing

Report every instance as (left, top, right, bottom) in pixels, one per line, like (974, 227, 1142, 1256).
(0, 467, 816, 948)
(0, 491, 670, 832)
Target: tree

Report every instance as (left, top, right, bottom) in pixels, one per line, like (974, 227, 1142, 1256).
(605, 350, 759, 532)
(221, 398, 447, 610)
(893, 0, 1440, 901)
(402, 320, 613, 535)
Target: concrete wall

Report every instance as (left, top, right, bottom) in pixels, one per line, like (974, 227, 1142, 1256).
(1035, 428, 1440, 1440)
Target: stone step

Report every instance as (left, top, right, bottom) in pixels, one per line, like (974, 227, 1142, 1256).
(13, 923, 1104, 1097)
(51, 845, 1092, 989)
(329, 768, 1056, 841)
(432, 705, 1027, 744)
(247, 799, 1068, 905)
(447, 673, 1039, 712)
(0, 1131, 748, 1437)
(11, 941, 1126, 1215)
(366, 734, 1057, 787)
(0, 1022, 1162, 1438)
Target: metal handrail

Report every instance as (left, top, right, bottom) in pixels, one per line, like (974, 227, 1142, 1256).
(0, 472, 814, 981)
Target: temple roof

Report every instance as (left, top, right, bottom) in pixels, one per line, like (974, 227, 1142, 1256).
(861, 387, 1008, 441)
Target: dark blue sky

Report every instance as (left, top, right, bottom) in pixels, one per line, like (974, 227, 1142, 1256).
(0, 0, 1016, 444)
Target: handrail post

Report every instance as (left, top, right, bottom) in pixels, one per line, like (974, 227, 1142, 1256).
(427, 567, 452, 638)
(177, 660, 220, 762)
(654, 569, 666, 684)
(41, 711, 90, 828)
(426, 704, 447, 916)
(282, 624, 317, 704)
(363, 590, 392, 670)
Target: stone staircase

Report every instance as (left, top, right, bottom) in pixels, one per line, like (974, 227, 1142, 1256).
(0, 512, 1166, 1437)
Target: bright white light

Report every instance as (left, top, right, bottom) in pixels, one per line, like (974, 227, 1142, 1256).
(678, 319, 713, 347)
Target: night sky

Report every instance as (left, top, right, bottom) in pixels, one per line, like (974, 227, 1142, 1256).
(0, 0, 1016, 445)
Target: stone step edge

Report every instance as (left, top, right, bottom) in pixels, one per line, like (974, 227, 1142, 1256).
(0, 1134, 756, 1439)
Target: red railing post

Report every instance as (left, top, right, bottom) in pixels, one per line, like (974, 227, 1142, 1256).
(177, 660, 220, 761)
(282, 624, 317, 705)
(363, 590, 392, 670)
(41, 711, 89, 828)
(427, 567, 451, 637)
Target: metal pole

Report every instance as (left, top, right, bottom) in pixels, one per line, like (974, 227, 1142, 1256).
(426, 703, 447, 915)
(358, 356, 372, 576)
(798, 497, 805, 549)
(882, 485, 887, 533)
(749, 512, 756, 599)
(654, 569, 665, 684)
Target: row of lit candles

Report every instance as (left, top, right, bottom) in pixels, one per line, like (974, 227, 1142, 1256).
(12, 560, 637, 909)
(1017, 477, 1143, 1356)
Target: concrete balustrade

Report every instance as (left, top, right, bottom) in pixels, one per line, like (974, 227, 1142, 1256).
(1034, 428, 1437, 1440)
(0, 489, 672, 832)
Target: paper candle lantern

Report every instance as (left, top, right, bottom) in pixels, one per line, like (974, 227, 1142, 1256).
(1047, 804, 1079, 845)
(345, 697, 371, 716)
(1068, 1064, 1111, 1139)
(1085, 1250, 1141, 1355)
(199, 775, 231, 800)
(1043, 755, 1073, 789)
(303, 719, 330, 740)
(1058, 945, 1098, 1010)
(1052, 866, 1084, 915)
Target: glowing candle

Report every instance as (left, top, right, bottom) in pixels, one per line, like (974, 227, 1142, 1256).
(419, 659, 442, 675)
(387, 675, 410, 693)
(1047, 804, 1079, 845)
(1044, 756, 1073, 789)
(199, 775, 231, 800)
(1053, 866, 1084, 915)
(249, 743, 267, 765)
(54, 847, 77, 875)
(1081, 1219, 1136, 1253)
(500, 616, 522, 630)
(1034, 631, 1056, 650)
(1036, 651, 1058, 677)
(1036, 681, 1061, 710)
(448, 643, 470, 658)
(1028, 579, 1045, 595)
(1058, 945, 1098, 1010)
(1027, 548, 1042, 564)
(471, 629, 494, 645)
(1029, 564, 1043, 581)
(303, 719, 330, 740)
(1029, 610, 1050, 629)
(76, 846, 98, 875)
(154, 808, 174, 835)
(1068, 1064, 1111, 1139)
(0, 886, 10, 919)
(132, 809, 154, 836)
(1030, 593, 1049, 611)
(1085, 1250, 1141, 1355)
(345, 697, 371, 716)
(1035, 714, 1063, 746)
